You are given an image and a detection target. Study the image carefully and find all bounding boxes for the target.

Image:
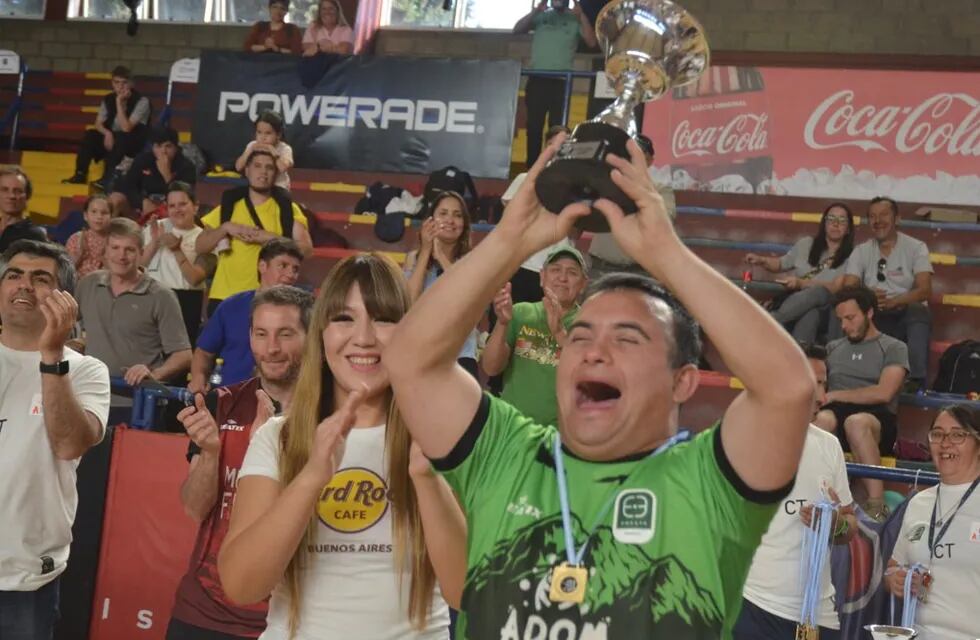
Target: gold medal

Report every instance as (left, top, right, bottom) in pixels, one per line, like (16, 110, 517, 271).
(548, 562, 588, 603)
(795, 623, 819, 640)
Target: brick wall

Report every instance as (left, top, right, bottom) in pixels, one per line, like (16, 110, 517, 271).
(1, 0, 978, 78)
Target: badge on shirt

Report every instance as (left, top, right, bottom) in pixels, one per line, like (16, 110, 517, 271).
(29, 393, 43, 417)
(969, 522, 980, 543)
(613, 489, 656, 544)
(907, 522, 927, 543)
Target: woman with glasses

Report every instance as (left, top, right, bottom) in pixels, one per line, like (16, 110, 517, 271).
(886, 404, 980, 639)
(745, 203, 855, 343)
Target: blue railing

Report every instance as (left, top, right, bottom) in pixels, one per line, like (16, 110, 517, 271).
(846, 462, 938, 487)
(520, 68, 599, 127)
(109, 376, 194, 430)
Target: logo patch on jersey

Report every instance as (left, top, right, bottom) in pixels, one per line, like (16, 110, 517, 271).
(316, 467, 389, 534)
(969, 522, 980, 543)
(613, 489, 656, 544)
(907, 522, 927, 543)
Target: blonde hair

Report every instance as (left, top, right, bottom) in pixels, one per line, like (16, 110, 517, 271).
(277, 253, 436, 636)
(315, 0, 349, 27)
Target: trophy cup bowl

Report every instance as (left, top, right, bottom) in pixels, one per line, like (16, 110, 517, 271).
(535, 0, 709, 231)
(864, 625, 918, 639)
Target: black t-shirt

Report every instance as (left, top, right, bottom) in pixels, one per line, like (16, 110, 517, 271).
(118, 151, 197, 202)
(0, 218, 47, 253)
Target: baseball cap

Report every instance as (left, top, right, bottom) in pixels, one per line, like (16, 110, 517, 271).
(544, 245, 587, 271)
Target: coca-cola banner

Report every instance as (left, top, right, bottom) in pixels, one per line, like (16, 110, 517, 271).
(642, 66, 980, 205)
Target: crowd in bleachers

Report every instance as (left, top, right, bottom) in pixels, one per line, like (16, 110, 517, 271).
(1, 2, 979, 639)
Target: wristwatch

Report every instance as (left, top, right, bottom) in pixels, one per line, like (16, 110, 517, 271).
(40, 360, 70, 376)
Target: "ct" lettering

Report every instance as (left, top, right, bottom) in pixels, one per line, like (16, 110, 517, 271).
(931, 543, 954, 559)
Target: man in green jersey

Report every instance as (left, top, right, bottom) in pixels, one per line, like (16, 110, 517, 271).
(481, 245, 588, 426)
(385, 137, 815, 639)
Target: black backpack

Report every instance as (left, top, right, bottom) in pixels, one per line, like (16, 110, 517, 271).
(932, 339, 980, 394)
(219, 186, 294, 240)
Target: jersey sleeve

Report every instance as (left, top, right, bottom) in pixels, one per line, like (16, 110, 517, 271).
(239, 417, 284, 481)
(433, 393, 547, 510)
(884, 339, 910, 373)
(291, 203, 308, 228)
(779, 238, 807, 271)
(200, 205, 221, 230)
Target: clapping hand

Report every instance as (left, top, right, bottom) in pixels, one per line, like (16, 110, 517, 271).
(493, 283, 514, 324)
(38, 290, 78, 363)
(178, 394, 221, 455)
(542, 287, 564, 340)
(300, 386, 367, 487)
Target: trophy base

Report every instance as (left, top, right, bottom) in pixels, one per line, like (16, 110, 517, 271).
(535, 122, 638, 233)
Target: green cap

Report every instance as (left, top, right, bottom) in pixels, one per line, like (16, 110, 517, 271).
(544, 245, 587, 271)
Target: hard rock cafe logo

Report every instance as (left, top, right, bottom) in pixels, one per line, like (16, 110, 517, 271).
(317, 467, 390, 533)
(672, 113, 769, 159)
(804, 90, 980, 156)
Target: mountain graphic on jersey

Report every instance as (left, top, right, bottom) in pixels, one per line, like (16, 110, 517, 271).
(461, 514, 722, 639)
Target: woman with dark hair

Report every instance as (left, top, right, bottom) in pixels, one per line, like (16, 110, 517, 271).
(886, 404, 980, 639)
(745, 203, 856, 343)
(403, 192, 479, 378)
(244, 0, 303, 55)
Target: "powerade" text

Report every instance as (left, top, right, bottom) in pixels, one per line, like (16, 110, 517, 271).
(218, 92, 480, 133)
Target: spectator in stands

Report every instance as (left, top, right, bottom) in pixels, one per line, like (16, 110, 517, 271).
(481, 246, 587, 426)
(587, 135, 675, 279)
(735, 342, 856, 640)
(65, 195, 113, 278)
(403, 191, 479, 378)
(501, 124, 574, 304)
(76, 218, 192, 407)
(842, 196, 932, 389)
(167, 285, 313, 640)
(233, 111, 294, 192)
(301, 0, 354, 57)
(244, 0, 303, 55)
(196, 150, 312, 315)
(142, 183, 215, 343)
(0, 240, 110, 640)
(63, 65, 151, 190)
(109, 126, 197, 219)
(815, 285, 907, 521)
(514, 0, 597, 166)
(189, 238, 304, 395)
(0, 167, 46, 252)
(886, 404, 980, 640)
(745, 203, 855, 344)
(219, 254, 462, 638)
(383, 138, 815, 637)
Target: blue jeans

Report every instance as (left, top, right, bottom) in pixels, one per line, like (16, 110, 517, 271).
(0, 577, 60, 640)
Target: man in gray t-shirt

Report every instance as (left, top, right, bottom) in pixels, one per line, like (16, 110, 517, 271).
(842, 196, 932, 386)
(815, 285, 908, 521)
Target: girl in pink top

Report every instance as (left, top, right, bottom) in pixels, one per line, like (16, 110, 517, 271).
(302, 0, 354, 56)
(65, 195, 113, 277)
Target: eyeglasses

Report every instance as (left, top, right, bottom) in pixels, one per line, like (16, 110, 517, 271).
(927, 429, 978, 445)
(825, 215, 849, 226)
(876, 258, 886, 282)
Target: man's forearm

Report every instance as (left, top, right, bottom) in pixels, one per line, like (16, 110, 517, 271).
(480, 323, 512, 376)
(196, 227, 226, 254)
(513, 10, 536, 33)
(577, 13, 597, 48)
(640, 239, 811, 398)
(152, 350, 193, 383)
(191, 348, 216, 387)
(42, 373, 101, 460)
(891, 286, 929, 306)
(390, 231, 526, 372)
(181, 451, 220, 522)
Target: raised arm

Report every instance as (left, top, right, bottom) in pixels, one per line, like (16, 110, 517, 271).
(593, 143, 815, 493)
(514, 1, 544, 34)
(572, 2, 598, 49)
(384, 136, 590, 459)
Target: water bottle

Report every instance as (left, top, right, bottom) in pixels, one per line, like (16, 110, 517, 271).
(209, 359, 224, 389)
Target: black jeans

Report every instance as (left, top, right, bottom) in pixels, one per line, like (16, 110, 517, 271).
(733, 598, 841, 640)
(165, 617, 254, 640)
(524, 75, 568, 166)
(74, 124, 148, 180)
(0, 577, 60, 640)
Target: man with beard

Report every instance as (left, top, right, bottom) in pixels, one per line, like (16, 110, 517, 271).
(815, 285, 907, 521)
(841, 197, 932, 390)
(384, 137, 815, 639)
(197, 150, 312, 316)
(482, 246, 588, 426)
(166, 285, 313, 640)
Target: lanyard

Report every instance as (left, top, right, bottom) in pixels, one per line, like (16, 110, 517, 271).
(928, 477, 980, 551)
(553, 430, 690, 567)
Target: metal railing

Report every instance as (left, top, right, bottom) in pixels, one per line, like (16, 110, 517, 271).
(109, 376, 194, 430)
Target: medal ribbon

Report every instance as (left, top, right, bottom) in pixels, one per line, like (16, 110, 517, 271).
(798, 501, 835, 629)
(927, 477, 980, 551)
(553, 430, 690, 567)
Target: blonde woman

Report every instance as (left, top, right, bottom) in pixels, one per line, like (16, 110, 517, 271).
(218, 254, 464, 639)
(301, 0, 354, 56)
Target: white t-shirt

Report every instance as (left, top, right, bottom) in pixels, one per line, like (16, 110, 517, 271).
(0, 343, 110, 590)
(844, 232, 934, 298)
(143, 221, 206, 290)
(891, 480, 980, 640)
(243, 140, 294, 190)
(742, 425, 853, 629)
(501, 173, 574, 273)
(239, 418, 451, 640)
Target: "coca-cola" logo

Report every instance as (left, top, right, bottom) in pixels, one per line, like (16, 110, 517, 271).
(672, 114, 769, 159)
(804, 90, 980, 156)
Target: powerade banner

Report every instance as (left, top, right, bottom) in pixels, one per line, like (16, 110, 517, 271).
(193, 51, 521, 179)
(643, 65, 980, 205)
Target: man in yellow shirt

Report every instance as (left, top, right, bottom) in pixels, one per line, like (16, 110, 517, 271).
(197, 150, 312, 314)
